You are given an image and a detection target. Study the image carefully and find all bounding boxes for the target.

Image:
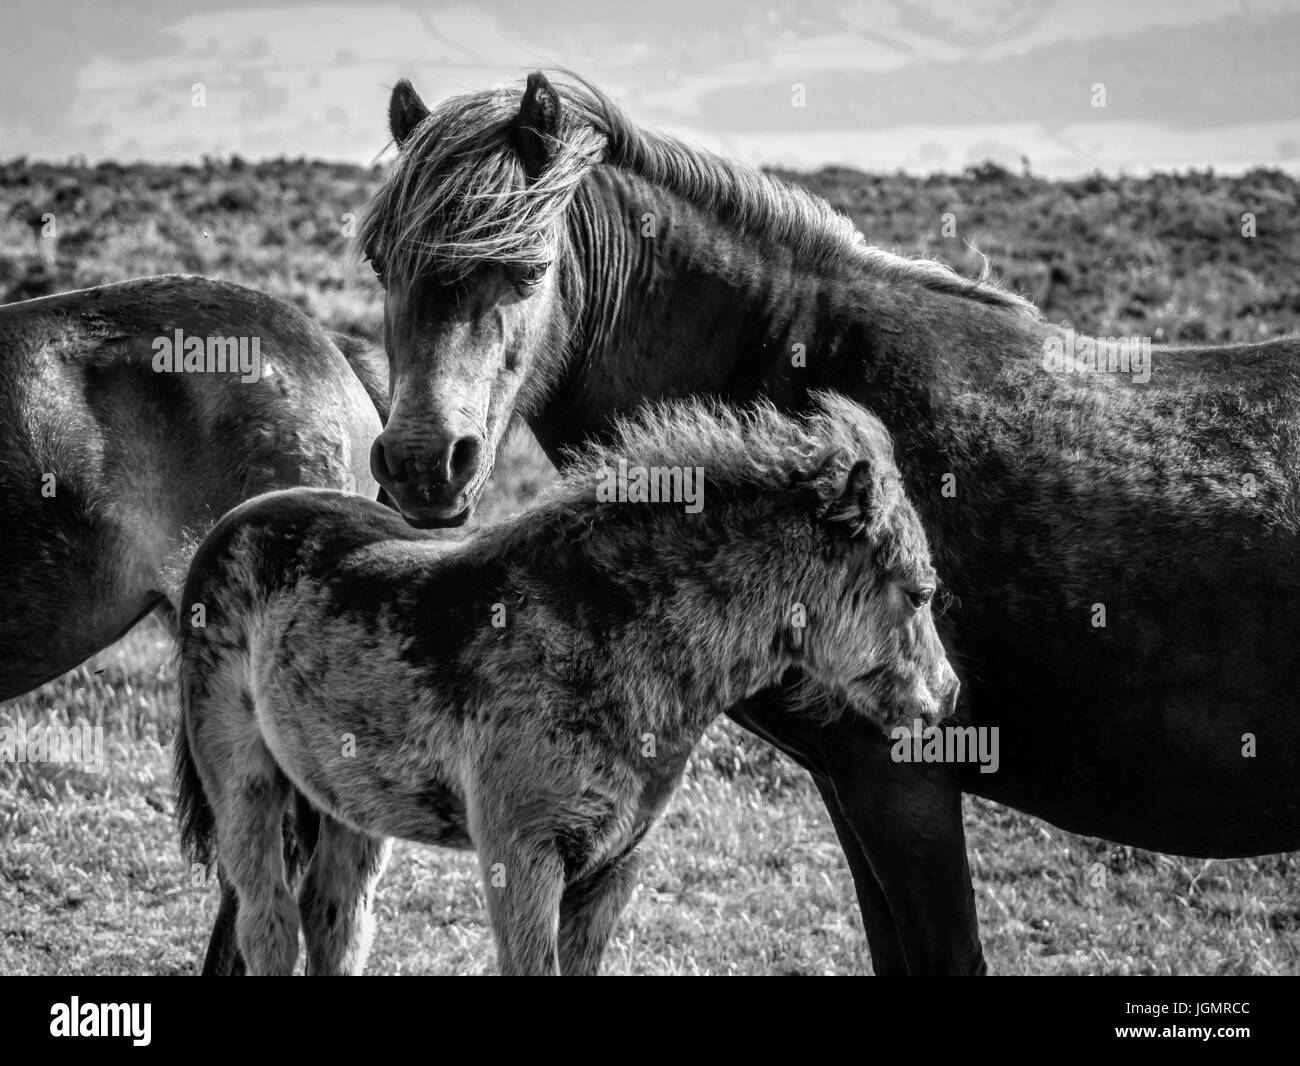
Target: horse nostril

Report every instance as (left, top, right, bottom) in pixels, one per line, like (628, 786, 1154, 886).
(449, 436, 482, 488)
(370, 437, 407, 484)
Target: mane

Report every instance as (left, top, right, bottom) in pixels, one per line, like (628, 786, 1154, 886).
(568, 391, 895, 498)
(361, 71, 1037, 317)
(556, 71, 1037, 317)
(358, 88, 605, 283)
(470, 391, 912, 562)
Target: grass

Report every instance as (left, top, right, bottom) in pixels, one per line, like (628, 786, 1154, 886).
(3, 437, 1296, 976)
(2, 157, 1299, 975)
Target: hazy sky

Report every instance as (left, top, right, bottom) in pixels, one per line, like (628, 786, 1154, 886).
(3, 0, 1299, 176)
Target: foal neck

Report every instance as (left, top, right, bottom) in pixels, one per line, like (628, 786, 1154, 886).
(484, 489, 808, 736)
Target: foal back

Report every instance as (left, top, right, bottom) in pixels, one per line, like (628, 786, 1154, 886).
(0, 274, 382, 699)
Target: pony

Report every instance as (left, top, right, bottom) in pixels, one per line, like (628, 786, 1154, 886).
(173, 393, 959, 975)
(356, 71, 1300, 974)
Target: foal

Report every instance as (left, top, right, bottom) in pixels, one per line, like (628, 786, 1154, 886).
(174, 392, 959, 975)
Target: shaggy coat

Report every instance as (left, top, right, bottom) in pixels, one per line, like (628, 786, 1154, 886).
(175, 393, 957, 975)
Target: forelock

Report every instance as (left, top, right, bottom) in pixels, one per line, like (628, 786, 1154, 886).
(358, 84, 607, 285)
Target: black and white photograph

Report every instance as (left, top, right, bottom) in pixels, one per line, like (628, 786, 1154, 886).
(0, 0, 1297, 1031)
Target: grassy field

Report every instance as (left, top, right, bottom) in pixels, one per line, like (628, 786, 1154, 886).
(2, 157, 1299, 975)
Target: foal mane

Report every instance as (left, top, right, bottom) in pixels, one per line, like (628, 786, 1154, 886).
(472, 392, 912, 565)
(567, 391, 897, 500)
(361, 71, 1036, 317)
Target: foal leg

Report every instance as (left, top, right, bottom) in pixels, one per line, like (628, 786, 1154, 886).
(218, 750, 300, 976)
(201, 874, 246, 977)
(473, 819, 566, 976)
(299, 815, 392, 976)
(284, 792, 322, 917)
(201, 795, 318, 976)
(558, 850, 642, 976)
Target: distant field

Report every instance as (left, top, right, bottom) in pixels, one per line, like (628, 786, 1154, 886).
(2, 158, 1298, 975)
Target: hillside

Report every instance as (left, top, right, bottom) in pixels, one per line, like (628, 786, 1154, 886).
(3, 157, 1298, 346)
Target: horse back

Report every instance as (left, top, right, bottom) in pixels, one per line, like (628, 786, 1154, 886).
(0, 274, 382, 497)
(181, 488, 421, 611)
(0, 276, 385, 694)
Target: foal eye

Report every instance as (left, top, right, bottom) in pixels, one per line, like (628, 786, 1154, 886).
(907, 587, 935, 610)
(367, 254, 385, 280)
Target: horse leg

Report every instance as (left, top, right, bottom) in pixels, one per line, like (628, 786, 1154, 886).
(813, 776, 908, 975)
(285, 793, 321, 910)
(201, 874, 246, 977)
(815, 718, 987, 976)
(299, 815, 392, 976)
(473, 814, 565, 976)
(558, 850, 642, 976)
(726, 689, 909, 975)
(217, 749, 299, 976)
(202, 769, 321, 976)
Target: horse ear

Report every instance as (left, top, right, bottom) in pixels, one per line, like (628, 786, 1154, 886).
(513, 71, 562, 182)
(389, 79, 430, 146)
(836, 459, 877, 523)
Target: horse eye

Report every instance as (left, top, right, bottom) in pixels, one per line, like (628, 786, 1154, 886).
(509, 263, 547, 295)
(367, 254, 385, 279)
(907, 587, 935, 610)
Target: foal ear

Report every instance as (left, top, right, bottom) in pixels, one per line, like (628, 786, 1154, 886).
(513, 71, 562, 182)
(835, 459, 879, 524)
(389, 79, 430, 146)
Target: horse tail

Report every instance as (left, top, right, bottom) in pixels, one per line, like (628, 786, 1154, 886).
(329, 331, 390, 426)
(173, 679, 216, 870)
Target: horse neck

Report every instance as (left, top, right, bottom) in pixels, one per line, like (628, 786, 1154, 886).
(534, 166, 1044, 565)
